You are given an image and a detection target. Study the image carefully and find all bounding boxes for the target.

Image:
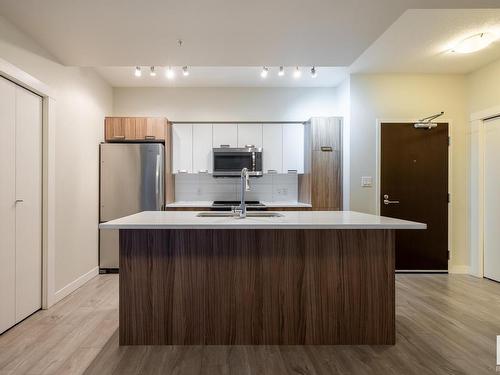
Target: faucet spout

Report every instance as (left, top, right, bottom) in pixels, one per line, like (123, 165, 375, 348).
(237, 168, 250, 218)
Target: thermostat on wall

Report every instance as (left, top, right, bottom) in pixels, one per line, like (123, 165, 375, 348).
(361, 176, 373, 187)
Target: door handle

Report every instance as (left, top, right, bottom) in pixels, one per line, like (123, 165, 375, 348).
(383, 194, 399, 205)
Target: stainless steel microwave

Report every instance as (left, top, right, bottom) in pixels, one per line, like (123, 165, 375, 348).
(212, 147, 263, 177)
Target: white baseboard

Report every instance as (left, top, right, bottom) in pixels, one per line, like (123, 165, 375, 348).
(448, 265, 470, 274)
(53, 266, 99, 304)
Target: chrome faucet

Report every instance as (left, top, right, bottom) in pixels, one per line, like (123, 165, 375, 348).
(234, 168, 250, 218)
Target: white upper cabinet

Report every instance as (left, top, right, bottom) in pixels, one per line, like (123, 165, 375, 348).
(237, 124, 262, 148)
(213, 124, 237, 148)
(172, 124, 193, 173)
(193, 124, 213, 173)
(283, 124, 304, 174)
(262, 124, 283, 174)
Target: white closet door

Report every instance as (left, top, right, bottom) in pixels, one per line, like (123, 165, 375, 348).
(0, 78, 16, 333)
(484, 118, 500, 282)
(15, 86, 42, 322)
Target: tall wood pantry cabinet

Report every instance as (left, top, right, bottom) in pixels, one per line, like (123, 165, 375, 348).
(299, 117, 342, 210)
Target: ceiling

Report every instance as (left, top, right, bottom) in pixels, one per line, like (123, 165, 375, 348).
(1, 1, 500, 87)
(95, 66, 348, 87)
(351, 9, 500, 74)
(0, 0, 498, 67)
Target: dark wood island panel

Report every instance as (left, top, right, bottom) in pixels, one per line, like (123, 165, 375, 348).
(119, 229, 395, 345)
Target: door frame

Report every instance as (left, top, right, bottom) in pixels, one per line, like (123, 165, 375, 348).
(0, 58, 56, 309)
(375, 119, 453, 272)
(469, 105, 500, 278)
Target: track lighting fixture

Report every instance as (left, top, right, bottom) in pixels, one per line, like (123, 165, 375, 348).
(182, 66, 189, 76)
(311, 66, 317, 78)
(150, 66, 156, 76)
(293, 66, 301, 78)
(261, 66, 269, 78)
(278, 66, 285, 76)
(134, 66, 142, 77)
(166, 67, 175, 79)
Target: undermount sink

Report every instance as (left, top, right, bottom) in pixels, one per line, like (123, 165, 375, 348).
(196, 212, 283, 218)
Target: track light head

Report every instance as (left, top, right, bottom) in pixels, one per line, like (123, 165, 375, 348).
(261, 66, 269, 78)
(134, 66, 142, 77)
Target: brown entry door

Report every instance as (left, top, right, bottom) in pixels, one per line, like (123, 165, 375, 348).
(381, 123, 448, 271)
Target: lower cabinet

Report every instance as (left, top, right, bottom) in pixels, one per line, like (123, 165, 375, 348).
(311, 150, 342, 210)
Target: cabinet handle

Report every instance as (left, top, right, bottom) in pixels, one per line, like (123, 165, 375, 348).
(287, 169, 298, 174)
(144, 135, 156, 140)
(178, 169, 188, 173)
(244, 144, 255, 148)
(321, 146, 333, 152)
(198, 169, 209, 173)
(113, 135, 125, 139)
(15, 199, 24, 203)
(267, 170, 277, 174)
(220, 144, 230, 148)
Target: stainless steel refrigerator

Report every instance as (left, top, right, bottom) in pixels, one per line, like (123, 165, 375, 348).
(99, 143, 164, 271)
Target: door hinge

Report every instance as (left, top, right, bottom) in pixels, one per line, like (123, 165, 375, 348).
(448, 136, 451, 146)
(447, 193, 450, 203)
(448, 250, 450, 260)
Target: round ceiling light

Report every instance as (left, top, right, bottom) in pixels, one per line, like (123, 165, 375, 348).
(452, 32, 496, 54)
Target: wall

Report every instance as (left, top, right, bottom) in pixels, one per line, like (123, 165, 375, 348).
(113, 87, 338, 121)
(175, 174, 298, 202)
(349, 74, 469, 271)
(0, 17, 113, 295)
(467, 58, 500, 115)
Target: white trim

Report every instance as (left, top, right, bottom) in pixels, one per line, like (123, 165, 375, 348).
(375, 118, 453, 271)
(0, 57, 57, 309)
(448, 265, 470, 274)
(53, 267, 99, 304)
(468, 105, 500, 279)
(470, 105, 500, 122)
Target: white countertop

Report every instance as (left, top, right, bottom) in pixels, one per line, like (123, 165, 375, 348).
(164, 201, 313, 208)
(99, 211, 426, 230)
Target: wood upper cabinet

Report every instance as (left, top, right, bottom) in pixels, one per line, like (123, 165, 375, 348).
(105, 117, 167, 142)
(311, 117, 341, 151)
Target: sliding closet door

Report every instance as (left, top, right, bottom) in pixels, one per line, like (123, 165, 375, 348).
(484, 118, 500, 282)
(0, 78, 16, 333)
(15, 86, 42, 322)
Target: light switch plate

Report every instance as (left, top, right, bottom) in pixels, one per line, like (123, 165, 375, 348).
(361, 176, 372, 187)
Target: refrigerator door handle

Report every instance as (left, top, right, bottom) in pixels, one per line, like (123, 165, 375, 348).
(156, 154, 161, 209)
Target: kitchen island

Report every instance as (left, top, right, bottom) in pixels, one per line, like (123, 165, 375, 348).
(100, 211, 425, 346)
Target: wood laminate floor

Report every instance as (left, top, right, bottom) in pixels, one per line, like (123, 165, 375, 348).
(0, 274, 499, 374)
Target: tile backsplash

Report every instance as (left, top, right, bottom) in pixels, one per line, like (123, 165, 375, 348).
(175, 174, 298, 202)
